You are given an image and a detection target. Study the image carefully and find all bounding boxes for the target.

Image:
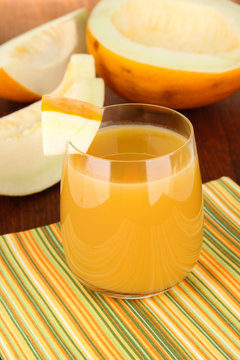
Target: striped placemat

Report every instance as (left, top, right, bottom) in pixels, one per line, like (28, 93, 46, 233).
(1, 177, 239, 360)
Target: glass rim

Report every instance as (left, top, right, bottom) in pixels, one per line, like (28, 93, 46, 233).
(69, 103, 194, 164)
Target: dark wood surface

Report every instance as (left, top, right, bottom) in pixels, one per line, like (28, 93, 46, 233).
(0, 0, 239, 235)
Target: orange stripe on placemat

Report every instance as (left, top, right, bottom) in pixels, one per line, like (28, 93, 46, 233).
(154, 293, 220, 360)
(1, 252, 69, 359)
(1, 310, 32, 360)
(210, 182, 240, 214)
(148, 296, 215, 360)
(123, 299, 180, 360)
(50, 223, 62, 243)
(89, 293, 142, 359)
(0, 331, 18, 360)
(199, 249, 238, 301)
(220, 177, 240, 198)
(8, 233, 96, 360)
(204, 211, 239, 251)
(24, 229, 119, 360)
(106, 297, 166, 359)
(204, 186, 239, 229)
(193, 263, 239, 322)
(201, 249, 238, 298)
(1, 287, 46, 359)
(1, 317, 23, 360)
(164, 290, 233, 360)
(183, 275, 238, 342)
(173, 283, 239, 358)
(136, 299, 206, 360)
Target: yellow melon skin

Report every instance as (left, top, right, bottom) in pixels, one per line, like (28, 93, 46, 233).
(87, 29, 240, 109)
(0, 68, 40, 102)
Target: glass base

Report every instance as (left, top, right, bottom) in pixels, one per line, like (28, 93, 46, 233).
(74, 275, 171, 299)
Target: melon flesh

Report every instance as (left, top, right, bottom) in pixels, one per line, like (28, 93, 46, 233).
(0, 54, 105, 196)
(112, 0, 240, 55)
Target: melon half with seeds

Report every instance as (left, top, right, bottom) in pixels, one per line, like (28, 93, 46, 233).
(87, 0, 240, 109)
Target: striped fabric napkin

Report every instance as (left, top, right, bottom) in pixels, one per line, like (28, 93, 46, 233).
(1, 177, 239, 360)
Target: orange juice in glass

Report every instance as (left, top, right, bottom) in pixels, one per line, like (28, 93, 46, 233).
(61, 104, 203, 298)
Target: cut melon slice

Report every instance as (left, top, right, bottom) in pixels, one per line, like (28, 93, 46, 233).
(41, 96, 102, 155)
(87, 0, 240, 108)
(0, 54, 105, 195)
(0, 9, 88, 102)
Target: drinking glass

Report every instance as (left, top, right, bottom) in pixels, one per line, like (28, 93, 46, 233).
(61, 104, 203, 299)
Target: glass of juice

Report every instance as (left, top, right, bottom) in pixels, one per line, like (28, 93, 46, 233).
(61, 104, 203, 299)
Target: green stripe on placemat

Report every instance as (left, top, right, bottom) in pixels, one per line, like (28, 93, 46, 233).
(1, 177, 239, 360)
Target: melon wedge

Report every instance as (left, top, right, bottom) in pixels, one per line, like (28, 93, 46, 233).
(0, 54, 105, 195)
(0, 9, 88, 102)
(87, 0, 240, 109)
(41, 96, 102, 155)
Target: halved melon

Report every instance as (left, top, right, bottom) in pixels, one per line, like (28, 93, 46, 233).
(0, 9, 88, 102)
(0, 54, 105, 195)
(87, 0, 240, 109)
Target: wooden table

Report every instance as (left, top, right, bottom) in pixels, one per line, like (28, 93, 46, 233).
(0, 0, 239, 235)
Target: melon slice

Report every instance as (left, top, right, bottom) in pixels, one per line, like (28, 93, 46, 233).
(87, 0, 240, 109)
(0, 9, 88, 102)
(0, 54, 105, 195)
(41, 96, 102, 155)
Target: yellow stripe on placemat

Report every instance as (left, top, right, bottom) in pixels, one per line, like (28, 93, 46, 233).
(1, 177, 239, 360)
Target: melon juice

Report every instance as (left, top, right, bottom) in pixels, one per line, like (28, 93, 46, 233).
(61, 106, 203, 298)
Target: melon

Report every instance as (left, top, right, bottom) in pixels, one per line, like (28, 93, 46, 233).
(87, 0, 240, 109)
